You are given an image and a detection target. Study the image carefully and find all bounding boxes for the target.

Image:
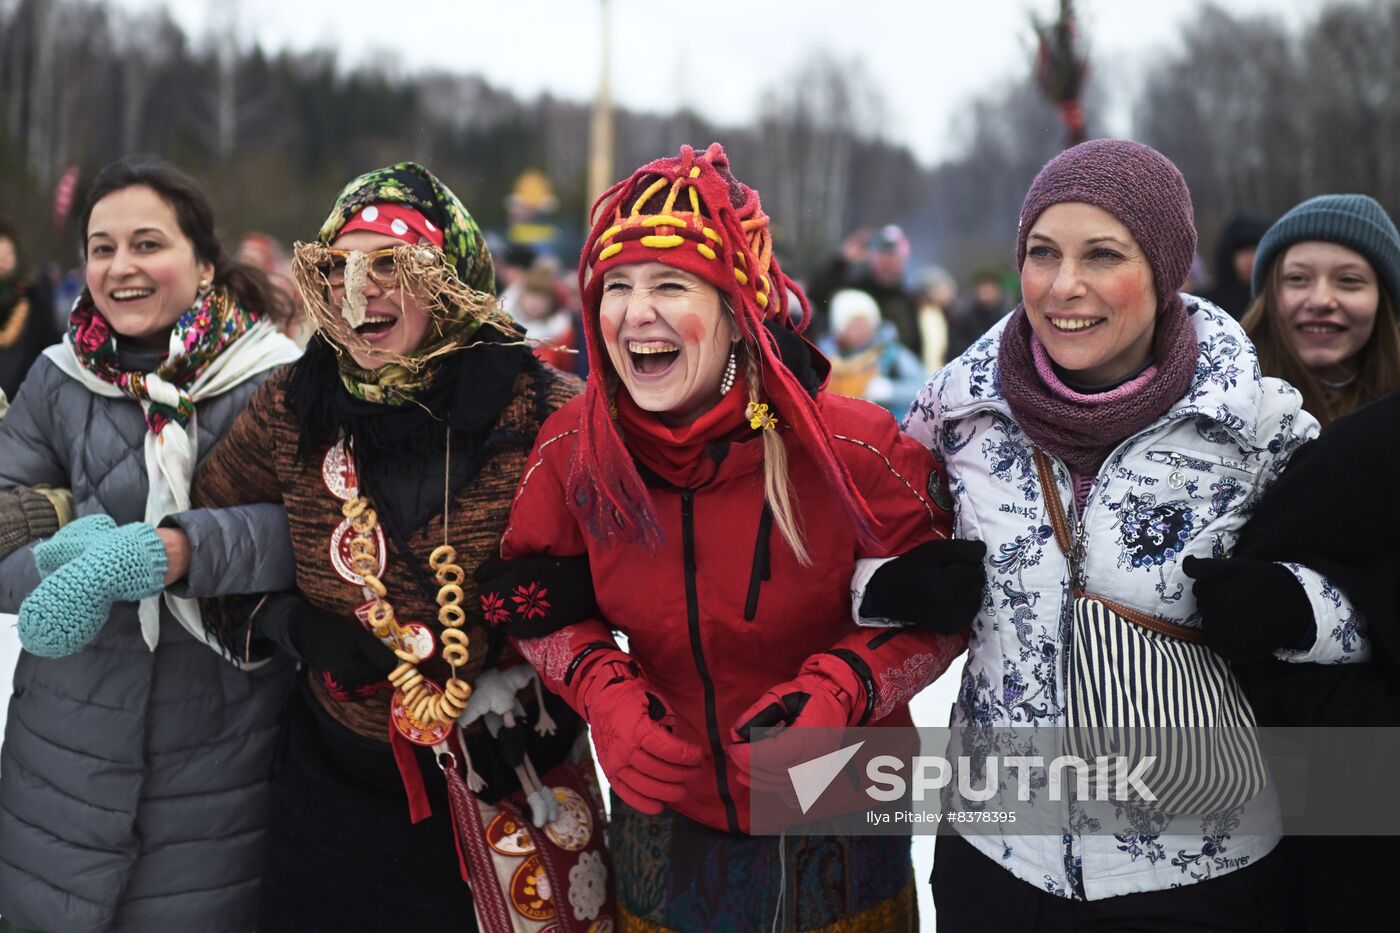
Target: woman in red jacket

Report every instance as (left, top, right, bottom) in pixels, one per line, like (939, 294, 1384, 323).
(488, 143, 980, 931)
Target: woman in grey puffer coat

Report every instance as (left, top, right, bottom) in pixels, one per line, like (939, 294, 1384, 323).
(0, 160, 301, 933)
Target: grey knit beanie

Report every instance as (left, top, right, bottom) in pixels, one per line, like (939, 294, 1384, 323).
(1017, 139, 1197, 314)
(1251, 194, 1400, 302)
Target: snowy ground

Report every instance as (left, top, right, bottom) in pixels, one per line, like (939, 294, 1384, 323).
(1, 614, 14, 741)
(0, 612, 959, 929)
(907, 656, 963, 928)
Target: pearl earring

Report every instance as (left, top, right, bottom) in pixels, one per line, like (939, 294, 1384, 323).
(719, 345, 737, 396)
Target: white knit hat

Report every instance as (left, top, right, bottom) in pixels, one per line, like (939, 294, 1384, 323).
(830, 288, 881, 336)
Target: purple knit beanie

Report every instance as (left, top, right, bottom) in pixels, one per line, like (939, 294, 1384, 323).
(1016, 139, 1197, 313)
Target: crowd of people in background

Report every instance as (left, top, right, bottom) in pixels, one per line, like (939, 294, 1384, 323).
(6, 197, 1351, 423)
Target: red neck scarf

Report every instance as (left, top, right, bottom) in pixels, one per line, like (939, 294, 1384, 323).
(613, 378, 751, 489)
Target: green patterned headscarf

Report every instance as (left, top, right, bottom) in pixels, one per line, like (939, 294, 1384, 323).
(293, 161, 516, 405)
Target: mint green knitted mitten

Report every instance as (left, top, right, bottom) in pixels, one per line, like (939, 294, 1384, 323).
(32, 513, 118, 578)
(19, 522, 168, 657)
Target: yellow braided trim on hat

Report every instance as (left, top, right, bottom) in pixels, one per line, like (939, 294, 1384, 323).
(661, 181, 683, 215)
(630, 177, 670, 216)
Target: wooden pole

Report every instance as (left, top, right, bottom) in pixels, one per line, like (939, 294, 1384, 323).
(585, 0, 615, 227)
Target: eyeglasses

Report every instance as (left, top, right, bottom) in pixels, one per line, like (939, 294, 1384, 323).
(321, 248, 403, 289)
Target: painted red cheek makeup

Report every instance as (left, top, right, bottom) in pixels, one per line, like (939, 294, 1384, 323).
(1039, 268, 1151, 338)
(599, 312, 622, 344)
(675, 313, 704, 344)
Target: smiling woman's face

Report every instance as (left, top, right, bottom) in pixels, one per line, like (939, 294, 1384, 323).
(329, 230, 433, 370)
(1276, 241, 1380, 382)
(84, 185, 214, 348)
(1021, 201, 1158, 385)
(598, 261, 739, 426)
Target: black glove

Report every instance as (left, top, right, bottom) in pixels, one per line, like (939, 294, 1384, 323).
(262, 600, 395, 691)
(475, 553, 598, 637)
(1183, 556, 1316, 662)
(859, 539, 987, 633)
(0, 486, 66, 561)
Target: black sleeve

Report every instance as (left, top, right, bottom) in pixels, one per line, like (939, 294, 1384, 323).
(1235, 398, 1399, 634)
(1234, 656, 1400, 727)
(1232, 392, 1400, 725)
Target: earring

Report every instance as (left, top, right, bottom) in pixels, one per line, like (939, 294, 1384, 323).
(719, 344, 737, 396)
(197, 278, 212, 296)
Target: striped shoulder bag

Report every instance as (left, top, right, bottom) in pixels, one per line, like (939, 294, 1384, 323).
(1033, 449, 1267, 816)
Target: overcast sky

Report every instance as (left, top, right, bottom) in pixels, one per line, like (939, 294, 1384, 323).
(110, 0, 1328, 163)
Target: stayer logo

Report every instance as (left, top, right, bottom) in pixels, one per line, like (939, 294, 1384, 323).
(788, 742, 1160, 812)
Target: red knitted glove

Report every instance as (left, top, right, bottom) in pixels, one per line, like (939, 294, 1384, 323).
(576, 650, 704, 815)
(726, 653, 865, 795)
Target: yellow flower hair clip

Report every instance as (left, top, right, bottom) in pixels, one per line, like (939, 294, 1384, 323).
(745, 402, 778, 431)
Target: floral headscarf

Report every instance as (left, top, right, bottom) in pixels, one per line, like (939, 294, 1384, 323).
(294, 162, 516, 405)
(68, 287, 258, 432)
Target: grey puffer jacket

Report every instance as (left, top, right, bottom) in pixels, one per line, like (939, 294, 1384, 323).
(0, 355, 297, 933)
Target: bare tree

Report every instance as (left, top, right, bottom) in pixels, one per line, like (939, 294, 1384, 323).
(208, 1, 241, 163)
(743, 50, 888, 269)
(25, 0, 55, 184)
(1136, 1, 1400, 262)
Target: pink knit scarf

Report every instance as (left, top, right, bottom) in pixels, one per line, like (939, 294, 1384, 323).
(998, 297, 1199, 475)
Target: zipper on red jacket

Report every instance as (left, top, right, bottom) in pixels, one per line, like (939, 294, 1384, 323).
(742, 504, 773, 622)
(681, 489, 741, 834)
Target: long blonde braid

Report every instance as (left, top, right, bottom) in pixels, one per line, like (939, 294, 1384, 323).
(744, 347, 811, 566)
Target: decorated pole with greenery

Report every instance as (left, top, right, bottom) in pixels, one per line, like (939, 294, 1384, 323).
(1033, 0, 1090, 148)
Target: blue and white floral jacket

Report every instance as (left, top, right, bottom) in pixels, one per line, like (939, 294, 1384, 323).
(859, 298, 1366, 900)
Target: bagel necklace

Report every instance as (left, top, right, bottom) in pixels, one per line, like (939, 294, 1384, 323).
(337, 427, 473, 745)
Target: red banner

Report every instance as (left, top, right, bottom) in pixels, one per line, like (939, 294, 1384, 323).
(52, 164, 79, 234)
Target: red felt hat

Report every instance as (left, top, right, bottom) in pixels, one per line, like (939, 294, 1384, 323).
(569, 142, 878, 552)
